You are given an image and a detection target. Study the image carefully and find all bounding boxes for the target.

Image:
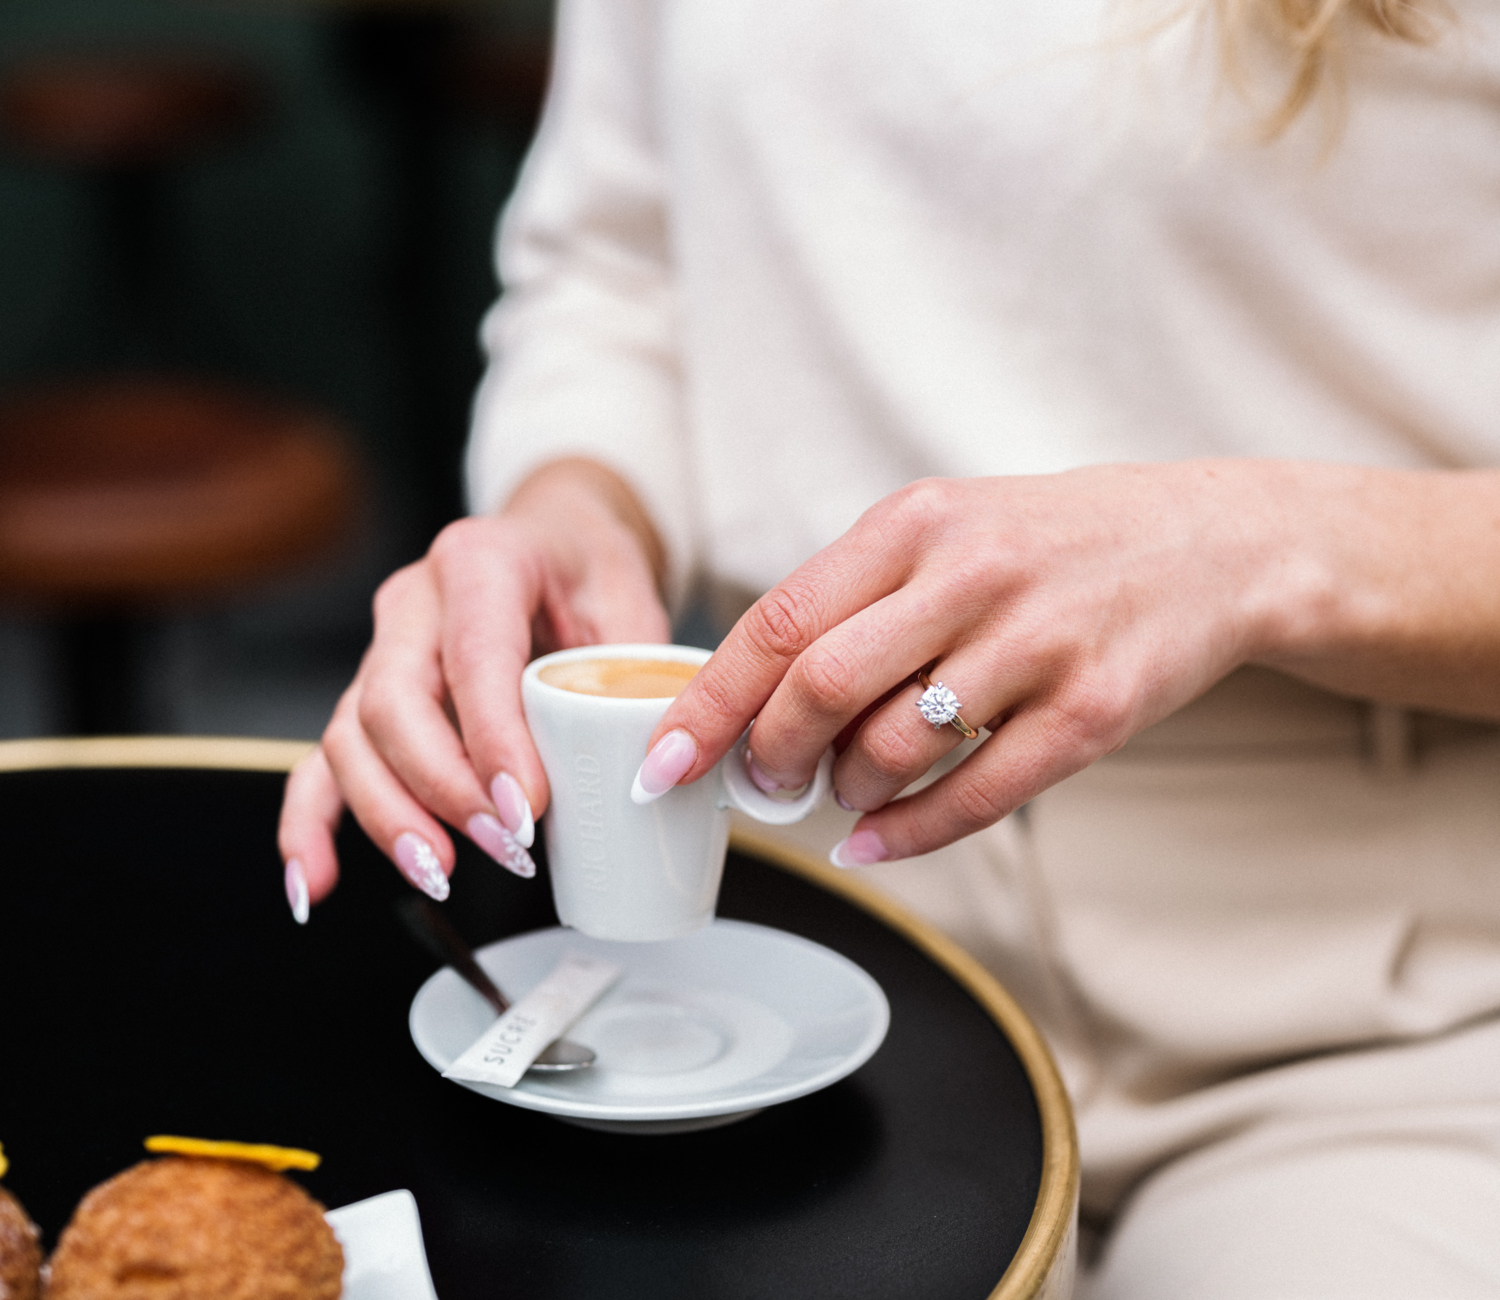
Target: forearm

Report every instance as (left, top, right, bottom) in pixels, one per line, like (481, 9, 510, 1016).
(1248, 462, 1500, 719)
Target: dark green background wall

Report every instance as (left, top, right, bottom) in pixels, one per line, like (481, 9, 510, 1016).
(0, 0, 553, 736)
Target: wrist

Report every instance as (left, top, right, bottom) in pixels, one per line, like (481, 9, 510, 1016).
(1237, 462, 1470, 672)
(504, 458, 668, 592)
(1226, 460, 1356, 665)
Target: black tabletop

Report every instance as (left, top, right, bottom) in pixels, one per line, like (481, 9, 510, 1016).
(1, 760, 1054, 1300)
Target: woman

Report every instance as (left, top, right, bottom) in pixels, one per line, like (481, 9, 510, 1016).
(281, 1, 1500, 1293)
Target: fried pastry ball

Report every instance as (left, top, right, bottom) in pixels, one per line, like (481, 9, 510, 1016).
(0, 1186, 42, 1300)
(46, 1157, 342, 1300)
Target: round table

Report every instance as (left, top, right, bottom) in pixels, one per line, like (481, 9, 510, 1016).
(0, 737, 1077, 1300)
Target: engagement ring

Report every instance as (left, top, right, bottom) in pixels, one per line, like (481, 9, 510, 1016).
(916, 671, 979, 739)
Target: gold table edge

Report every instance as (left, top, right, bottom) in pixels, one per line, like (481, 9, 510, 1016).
(0, 735, 316, 773)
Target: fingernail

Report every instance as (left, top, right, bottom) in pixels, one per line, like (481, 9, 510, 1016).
(631, 729, 697, 805)
(746, 753, 783, 795)
(284, 858, 310, 925)
(830, 829, 889, 869)
(468, 813, 536, 879)
(490, 772, 535, 849)
(835, 790, 855, 812)
(394, 832, 450, 901)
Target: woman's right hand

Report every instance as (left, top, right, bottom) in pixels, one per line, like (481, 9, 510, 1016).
(277, 459, 672, 917)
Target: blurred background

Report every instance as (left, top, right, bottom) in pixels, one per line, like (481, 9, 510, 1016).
(0, 0, 554, 741)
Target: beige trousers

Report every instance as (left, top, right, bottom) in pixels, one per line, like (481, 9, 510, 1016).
(760, 668, 1500, 1297)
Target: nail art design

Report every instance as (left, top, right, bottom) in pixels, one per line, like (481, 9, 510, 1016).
(284, 858, 310, 925)
(490, 772, 535, 849)
(394, 832, 451, 901)
(830, 829, 890, 869)
(468, 813, 537, 879)
(631, 729, 698, 805)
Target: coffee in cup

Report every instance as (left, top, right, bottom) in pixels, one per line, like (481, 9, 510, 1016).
(536, 657, 699, 700)
(522, 644, 833, 942)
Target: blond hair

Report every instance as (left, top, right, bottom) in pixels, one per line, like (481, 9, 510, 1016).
(1212, 0, 1447, 134)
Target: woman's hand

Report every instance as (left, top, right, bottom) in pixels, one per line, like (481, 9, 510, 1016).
(631, 461, 1500, 866)
(278, 459, 671, 915)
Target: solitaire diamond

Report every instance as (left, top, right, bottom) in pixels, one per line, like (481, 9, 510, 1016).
(917, 682, 962, 727)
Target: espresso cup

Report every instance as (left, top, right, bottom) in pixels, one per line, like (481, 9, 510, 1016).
(521, 643, 833, 941)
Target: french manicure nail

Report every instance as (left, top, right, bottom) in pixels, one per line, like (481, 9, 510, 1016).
(830, 829, 889, 869)
(284, 858, 310, 925)
(746, 754, 783, 796)
(490, 772, 535, 849)
(468, 813, 537, 879)
(835, 790, 855, 812)
(394, 832, 451, 901)
(631, 729, 698, 805)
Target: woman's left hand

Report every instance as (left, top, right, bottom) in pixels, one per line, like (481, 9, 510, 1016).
(631, 461, 1500, 864)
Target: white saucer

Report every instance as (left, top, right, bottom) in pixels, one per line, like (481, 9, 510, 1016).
(408, 920, 889, 1134)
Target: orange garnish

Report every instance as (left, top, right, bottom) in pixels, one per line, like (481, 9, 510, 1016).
(144, 1136, 320, 1172)
(0, 1142, 8, 1179)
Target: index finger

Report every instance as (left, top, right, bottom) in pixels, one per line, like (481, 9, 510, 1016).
(431, 519, 551, 820)
(642, 504, 923, 789)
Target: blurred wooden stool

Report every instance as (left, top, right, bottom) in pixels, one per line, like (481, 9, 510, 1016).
(0, 56, 360, 734)
(0, 379, 357, 734)
(0, 55, 258, 167)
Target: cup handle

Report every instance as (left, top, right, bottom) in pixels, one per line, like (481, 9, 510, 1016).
(718, 733, 834, 825)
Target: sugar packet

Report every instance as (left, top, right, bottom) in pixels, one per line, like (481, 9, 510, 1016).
(443, 952, 622, 1088)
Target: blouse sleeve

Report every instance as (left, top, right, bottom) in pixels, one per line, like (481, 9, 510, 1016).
(464, 0, 697, 609)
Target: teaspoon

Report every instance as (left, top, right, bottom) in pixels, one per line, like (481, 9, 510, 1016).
(397, 897, 596, 1072)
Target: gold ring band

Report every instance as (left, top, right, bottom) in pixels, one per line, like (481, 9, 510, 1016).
(917, 670, 979, 740)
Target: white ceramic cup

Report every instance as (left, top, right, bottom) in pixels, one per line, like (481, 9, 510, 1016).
(521, 643, 833, 942)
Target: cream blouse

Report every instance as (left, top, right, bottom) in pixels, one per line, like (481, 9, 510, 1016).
(467, 0, 1500, 606)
